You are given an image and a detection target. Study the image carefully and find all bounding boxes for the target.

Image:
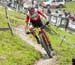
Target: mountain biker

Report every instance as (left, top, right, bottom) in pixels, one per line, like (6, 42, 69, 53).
(25, 7, 53, 51)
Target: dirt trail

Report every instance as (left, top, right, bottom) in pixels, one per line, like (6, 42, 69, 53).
(14, 25, 58, 65)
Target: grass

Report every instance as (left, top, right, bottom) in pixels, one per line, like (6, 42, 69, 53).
(63, 2, 75, 13)
(0, 32, 41, 65)
(27, 21, 75, 65)
(0, 3, 75, 65)
(0, 6, 41, 65)
(51, 2, 75, 64)
(0, 6, 25, 27)
(46, 25, 75, 65)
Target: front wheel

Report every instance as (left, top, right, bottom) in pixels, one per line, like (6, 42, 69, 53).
(39, 33, 53, 58)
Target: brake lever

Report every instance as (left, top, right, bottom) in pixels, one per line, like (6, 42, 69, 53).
(46, 21, 49, 25)
(41, 21, 49, 29)
(26, 32, 30, 34)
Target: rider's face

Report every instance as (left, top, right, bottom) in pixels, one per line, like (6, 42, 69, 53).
(29, 9, 35, 15)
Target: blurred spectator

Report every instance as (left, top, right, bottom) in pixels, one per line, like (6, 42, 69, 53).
(35, 4, 39, 9)
(32, 0, 34, 5)
(47, 6, 51, 14)
(63, 9, 68, 17)
(7, 0, 12, 7)
(68, 12, 75, 21)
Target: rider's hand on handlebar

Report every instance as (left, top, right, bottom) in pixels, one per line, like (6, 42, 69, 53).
(26, 31, 30, 34)
(46, 21, 49, 25)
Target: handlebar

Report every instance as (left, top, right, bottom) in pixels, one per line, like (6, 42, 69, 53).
(26, 21, 49, 34)
(41, 21, 49, 29)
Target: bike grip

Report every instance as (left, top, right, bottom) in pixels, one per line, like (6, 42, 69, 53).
(26, 32, 30, 34)
(46, 21, 49, 25)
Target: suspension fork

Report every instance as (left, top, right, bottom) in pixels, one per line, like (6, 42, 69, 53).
(40, 29, 50, 46)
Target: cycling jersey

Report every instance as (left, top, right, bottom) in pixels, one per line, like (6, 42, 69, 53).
(25, 9, 46, 23)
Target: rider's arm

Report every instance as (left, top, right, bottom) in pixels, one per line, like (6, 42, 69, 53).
(25, 15, 30, 32)
(37, 10, 49, 21)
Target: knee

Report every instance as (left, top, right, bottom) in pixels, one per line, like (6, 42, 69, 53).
(29, 27, 34, 31)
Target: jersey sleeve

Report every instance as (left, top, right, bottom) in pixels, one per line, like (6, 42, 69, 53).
(25, 15, 30, 23)
(37, 9, 47, 19)
(37, 10, 44, 16)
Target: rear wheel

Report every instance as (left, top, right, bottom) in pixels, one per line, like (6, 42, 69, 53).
(39, 33, 53, 58)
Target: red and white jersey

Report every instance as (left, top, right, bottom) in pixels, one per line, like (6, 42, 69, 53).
(25, 9, 46, 23)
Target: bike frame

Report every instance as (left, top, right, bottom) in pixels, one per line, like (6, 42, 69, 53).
(27, 22, 53, 58)
(35, 27, 50, 46)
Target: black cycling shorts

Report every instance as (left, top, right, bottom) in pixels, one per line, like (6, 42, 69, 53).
(31, 21, 43, 27)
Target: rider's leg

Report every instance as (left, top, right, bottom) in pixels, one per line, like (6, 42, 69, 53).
(42, 29, 54, 51)
(29, 27, 40, 44)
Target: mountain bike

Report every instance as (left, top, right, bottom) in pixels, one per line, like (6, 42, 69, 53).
(26, 22, 53, 58)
